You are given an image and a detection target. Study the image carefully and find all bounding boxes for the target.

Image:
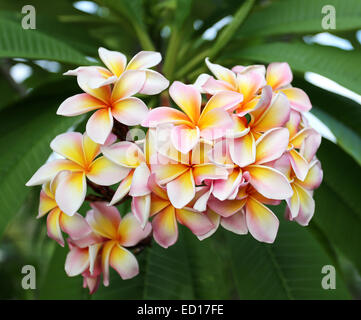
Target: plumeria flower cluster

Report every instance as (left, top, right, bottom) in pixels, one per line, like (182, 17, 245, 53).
(26, 47, 323, 294)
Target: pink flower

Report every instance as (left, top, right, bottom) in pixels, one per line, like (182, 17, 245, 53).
(37, 172, 101, 246)
(65, 239, 102, 294)
(57, 71, 149, 144)
(196, 58, 270, 116)
(209, 127, 293, 202)
(65, 48, 169, 94)
(101, 141, 151, 227)
(221, 90, 290, 168)
(142, 81, 242, 153)
(273, 132, 323, 226)
(65, 202, 152, 287)
(196, 183, 282, 244)
(148, 174, 214, 248)
(266, 62, 312, 112)
(26, 132, 128, 215)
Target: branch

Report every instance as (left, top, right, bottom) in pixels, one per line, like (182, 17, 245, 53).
(85, 194, 109, 202)
(86, 179, 129, 206)
(87, 180, 115, 201)
(112, 120, 129, 141)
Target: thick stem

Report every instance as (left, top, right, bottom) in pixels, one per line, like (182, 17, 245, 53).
(87, 180, 115, 201)
(85, 194, 109, 202)
(112, 121, 129, 140)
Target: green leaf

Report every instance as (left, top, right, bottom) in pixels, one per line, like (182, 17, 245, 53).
(225, 206, 351, 299)
(0, 79, 82, 238)
(314, 140, 361, 274)
(0, 72, 21, 110)
(208, 0, 255, 58)
(176, 0, 255, 79)
(163, 0, 193, 79)
(0, 16, 91, 65)
(37, 243, 86, 299)
(293, 78, 361, 165)
(225, 41, 361, 96)
(238, 0, 361, 38)
(96, 0, 155, 51)
(0, 10, 103, 56)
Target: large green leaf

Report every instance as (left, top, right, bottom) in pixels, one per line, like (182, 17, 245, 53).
(96, 0, 155, 51)
(292, 78, 361, 165)
(312, 108, 361, 166)
(208, 0, 255, 58)
(0, 73, 20, 110)
(224, 42, 361, 96)
(0, 16, 91, 65)
(0, 79, 82, 238)
(163, 0, 193, 78)
(37, 243, 86, 299)
(313, 140, 361, 274)
(238, 0, 361, 38)
(0, 10, 103, 56)
(225, 208, 350, 300)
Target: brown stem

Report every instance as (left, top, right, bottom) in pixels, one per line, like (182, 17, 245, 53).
(112, 121, 129, 141)
(160, 91, 170, 106)
(86, 179, 115, 202)
(85, 194, 109, 202)
(86, 179, 131, 206)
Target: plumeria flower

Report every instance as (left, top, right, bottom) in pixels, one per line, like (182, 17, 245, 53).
(209, 127, 293, 202)
(284, 110, 322, 181)
(26, 132, 129, 215)
(273, 134, 323, 226)
(86, 202, 151, 286)
(150, 137, 229, 209)
(198, 208, 248, 240)
(196, 58, 271, 116)
(265, 62, 312, 112)
(228, 91, 290, 167)
(65, 202, 151, 287)
(210, 183, 283, 243)
(231, 64, 266, 75)
(65, 239, 102, 294)
(148, 174, 214, 248)
(191, 182, 249, 240)
(57, 68, 150, 144)
(101, 141, 151, 227)
(38, 172, 101, 246)
(193, 176, 282, 243)
(81, 261, 102, 295)
(142, 81, 242, 153)
(65, 48, 169, 94)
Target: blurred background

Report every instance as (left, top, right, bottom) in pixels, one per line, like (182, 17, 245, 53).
(0, 0, 361, 299)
